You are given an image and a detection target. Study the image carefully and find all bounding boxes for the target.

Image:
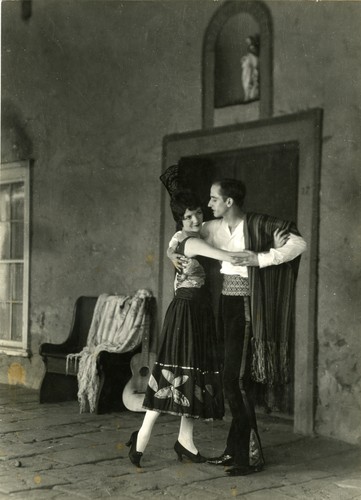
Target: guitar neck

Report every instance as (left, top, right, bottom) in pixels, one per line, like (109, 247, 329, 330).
(140, 301, 151, 363)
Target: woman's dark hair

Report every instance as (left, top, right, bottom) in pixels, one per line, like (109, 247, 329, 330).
(170, 190, 203, 229)
(213, 178, 247, 209)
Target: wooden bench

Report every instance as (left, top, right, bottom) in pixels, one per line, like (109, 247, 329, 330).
(39, 296, 143, 414)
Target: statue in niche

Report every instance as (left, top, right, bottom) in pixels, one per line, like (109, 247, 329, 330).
(241, 34, 260, 102)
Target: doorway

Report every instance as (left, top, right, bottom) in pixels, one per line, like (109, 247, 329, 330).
(159, 109, 322, 435)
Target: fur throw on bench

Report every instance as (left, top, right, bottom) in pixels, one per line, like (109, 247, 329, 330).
(67, 289, 152, 413)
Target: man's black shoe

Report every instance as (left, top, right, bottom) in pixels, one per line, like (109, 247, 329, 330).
(207, 454, 234, 466)
(226, 464, 263, 476)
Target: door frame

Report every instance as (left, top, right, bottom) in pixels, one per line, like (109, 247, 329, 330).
(159, 109, 323, 435)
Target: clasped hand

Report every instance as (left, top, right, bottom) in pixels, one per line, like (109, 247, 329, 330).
(230, 250, 259, 267)
(230, 228, 289, 267)
(171, 254, 197, 273)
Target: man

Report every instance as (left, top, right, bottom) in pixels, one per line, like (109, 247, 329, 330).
(170, 178, 306, 476)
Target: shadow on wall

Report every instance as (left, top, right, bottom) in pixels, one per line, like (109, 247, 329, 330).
(1, 99, 33, 163)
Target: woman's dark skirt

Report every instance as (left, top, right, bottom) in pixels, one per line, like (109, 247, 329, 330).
(142, 287, 224, 420)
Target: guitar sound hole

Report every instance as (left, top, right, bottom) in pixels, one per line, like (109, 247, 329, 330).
(140, 367, 150, 377)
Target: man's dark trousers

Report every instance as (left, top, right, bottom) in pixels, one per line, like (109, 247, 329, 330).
(218, 294, 263, 466)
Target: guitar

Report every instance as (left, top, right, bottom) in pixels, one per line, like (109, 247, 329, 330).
(122, 299, 157, 412)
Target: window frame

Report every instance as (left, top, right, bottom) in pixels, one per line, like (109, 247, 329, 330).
(0, 160, 30, 357)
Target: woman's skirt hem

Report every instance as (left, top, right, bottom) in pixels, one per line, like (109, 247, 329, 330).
(141, 405, 223, 421)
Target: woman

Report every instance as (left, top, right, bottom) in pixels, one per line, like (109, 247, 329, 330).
(126, 190, 250, 468)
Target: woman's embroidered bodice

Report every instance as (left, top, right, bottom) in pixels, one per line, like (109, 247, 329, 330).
(175, 237, 206, 289)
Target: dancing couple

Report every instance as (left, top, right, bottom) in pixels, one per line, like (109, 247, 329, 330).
(126, 165, 306, 476)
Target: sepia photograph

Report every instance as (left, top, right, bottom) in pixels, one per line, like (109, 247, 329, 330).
(0, 0, 360, 498)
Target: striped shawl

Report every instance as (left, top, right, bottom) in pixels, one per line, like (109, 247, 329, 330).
(245, 213, 301, 385)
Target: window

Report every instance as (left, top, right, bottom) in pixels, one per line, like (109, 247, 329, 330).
(0, 161, 30, 356)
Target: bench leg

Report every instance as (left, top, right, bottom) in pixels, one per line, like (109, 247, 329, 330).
(39, 372, 78, 404)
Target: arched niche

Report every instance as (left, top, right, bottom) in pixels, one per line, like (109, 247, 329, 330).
(202, 0, 273, 128)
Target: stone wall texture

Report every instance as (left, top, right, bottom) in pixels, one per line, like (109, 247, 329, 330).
(1, 0, 360, 444)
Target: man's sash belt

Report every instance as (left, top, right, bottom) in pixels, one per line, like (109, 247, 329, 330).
(222, 275, 250, 296)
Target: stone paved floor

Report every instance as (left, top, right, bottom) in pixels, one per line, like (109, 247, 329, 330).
(0, 384, 360, 499)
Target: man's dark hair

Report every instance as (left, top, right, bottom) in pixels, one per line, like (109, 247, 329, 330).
(213, 178, 247, 209)
(170, 190, 202, 229)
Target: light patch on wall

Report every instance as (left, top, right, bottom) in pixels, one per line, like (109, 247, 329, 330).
(7, 363, 26, 386)
(145, 254, 154, 265)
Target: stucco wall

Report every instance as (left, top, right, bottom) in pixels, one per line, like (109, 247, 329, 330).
(1, 0, 360, 444)
(268, 1, 361, 445)
(1, 0, 214, 385)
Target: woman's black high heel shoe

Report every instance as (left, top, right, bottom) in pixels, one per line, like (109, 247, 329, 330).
(126, 430, 143, 467)
(174, 440, 206, 463)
